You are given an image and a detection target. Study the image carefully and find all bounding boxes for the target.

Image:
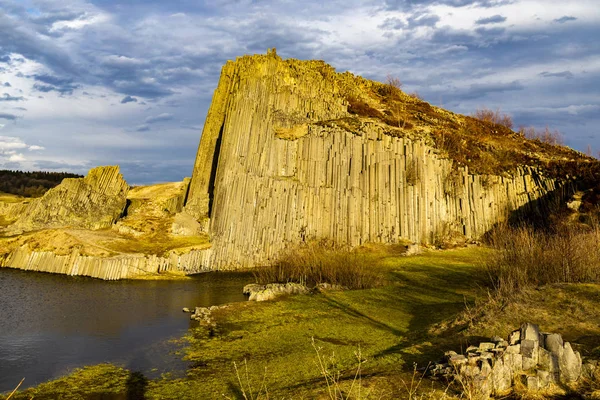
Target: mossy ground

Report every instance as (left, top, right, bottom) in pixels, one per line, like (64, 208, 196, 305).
(4, 247, 600, 399)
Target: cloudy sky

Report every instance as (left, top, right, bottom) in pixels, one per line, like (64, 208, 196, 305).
(0, 0, 598, 184)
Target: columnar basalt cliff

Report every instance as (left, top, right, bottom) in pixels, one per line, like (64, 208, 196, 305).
(185, 50, 573, 270)
(0, 52, 591, 279)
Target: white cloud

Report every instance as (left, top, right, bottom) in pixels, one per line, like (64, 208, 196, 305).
(8, 153, 25, 162)
(0, 136, 28, 151)
(28, 145, 45, 151)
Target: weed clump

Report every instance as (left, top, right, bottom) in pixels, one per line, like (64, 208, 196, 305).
(485, 222, 600, 299)
(253, 242, 384, 289)
(472, 107, 513, 129)
(519, 126, 564, 145)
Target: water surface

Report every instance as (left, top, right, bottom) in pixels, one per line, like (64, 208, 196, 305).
(0, 268, 250, 392)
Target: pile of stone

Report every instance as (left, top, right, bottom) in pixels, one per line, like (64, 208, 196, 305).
(242, 282, 347, 301)
(183, 305, 229, 327)
(243, 282, 310, 301)
(426, 323, 583, 398)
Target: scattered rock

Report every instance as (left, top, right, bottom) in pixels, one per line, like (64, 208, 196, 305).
(182, 307, 191, 313)
(190, 305, 230, 329)
(405, 243, 422, 256)
(244, 282, 309, 301)
(425, 323, 584, 399)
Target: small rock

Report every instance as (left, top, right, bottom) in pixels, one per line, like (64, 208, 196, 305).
(491, 336, 504, 344)
(508, 330, 521, 345)
(182, 307, 191, 313)
(526, 376, 539, 391)
(479, 342, 496, 351)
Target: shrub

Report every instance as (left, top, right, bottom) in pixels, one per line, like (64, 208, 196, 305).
(253, 242, 384, 290)
(519, 126, 563, 146)
(378, 75, 403, 99)
(485, 222, 600, 299)
(472, 107, 513, 129)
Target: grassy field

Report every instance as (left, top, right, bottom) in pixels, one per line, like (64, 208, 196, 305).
(4, 246, 600, 399)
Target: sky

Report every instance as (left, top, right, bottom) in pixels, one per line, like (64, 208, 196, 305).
(0, 0, 598, 184)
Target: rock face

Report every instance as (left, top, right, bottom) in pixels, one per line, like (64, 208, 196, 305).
(7, 166, 129, 232)
(0, 246, 212, 280)
(185, 50, 564, 270)
(428, 323, 583, 399)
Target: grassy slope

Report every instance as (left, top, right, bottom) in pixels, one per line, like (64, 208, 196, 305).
(5, 247, 600, 399)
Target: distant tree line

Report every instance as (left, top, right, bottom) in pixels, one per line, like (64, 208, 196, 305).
(0, 170, 83, 198)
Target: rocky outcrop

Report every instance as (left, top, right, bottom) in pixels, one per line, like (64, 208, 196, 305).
(184, 51, 564, 270)
(427, 323, 583, 399)
(6, 166, 129, 233)
(0, 246, 212, 280)
(243, 282, 310, 301)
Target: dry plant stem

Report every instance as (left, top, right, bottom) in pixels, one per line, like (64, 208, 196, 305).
(400, 363, 429, 399)
(5, 378, 24, 400)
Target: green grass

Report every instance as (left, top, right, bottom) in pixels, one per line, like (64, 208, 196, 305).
(8, 246, 600, 399)
(146, 247, 490, 399)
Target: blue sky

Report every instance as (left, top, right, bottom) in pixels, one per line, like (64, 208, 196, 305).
(0, 0, 598, 184)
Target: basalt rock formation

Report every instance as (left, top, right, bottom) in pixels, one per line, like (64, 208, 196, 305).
(184, 50, 582, 270)
(6, 166, 129, 233)
(0, 51, 594, 279)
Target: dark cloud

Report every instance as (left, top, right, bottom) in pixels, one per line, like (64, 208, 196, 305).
(0, 12, 78, 76)
(407, 13, 439, 28)
(554, 16, 577, 24)
(475, 26, 506, 36)
(3, 82, 11, 87)
(144, 113, 173, 124)
(32, 74, 79, 94)
(136, 124, 151, 132)
(33, 160, 91, 171)
(476, 15, 507, 25)
(0, 55, 10, 63)
(539, 71, 574, 79)
(32, 11, 86, 26)
(121, 95, 138, 104)
(0, 93, 25, 101)
(0, 112, 18, 120)
(383, 0, 512, 11)
(379, 17, 406, 30)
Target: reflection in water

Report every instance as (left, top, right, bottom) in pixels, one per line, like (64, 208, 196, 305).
(0, 269, 250, 392)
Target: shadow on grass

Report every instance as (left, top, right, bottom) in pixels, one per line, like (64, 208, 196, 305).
(125, 372, 148, 400)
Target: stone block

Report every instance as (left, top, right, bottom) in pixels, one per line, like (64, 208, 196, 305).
(538, 347, 558, 373)
(559, 342, 582, 383)
(521, 339, 539, 370)
(537, 370, 551, 388)
(479, 342, 496, 351)
(544, 333, 564, 354)
(491, 358, 512, 392)
(521, 323, 540, 341)
(506, 344, 520, 354)
(508, 329, 521, 345)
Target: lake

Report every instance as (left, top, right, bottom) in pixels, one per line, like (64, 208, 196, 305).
(0, 268, 250, 392)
